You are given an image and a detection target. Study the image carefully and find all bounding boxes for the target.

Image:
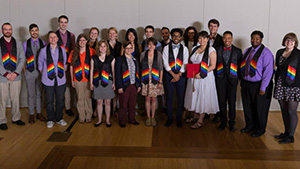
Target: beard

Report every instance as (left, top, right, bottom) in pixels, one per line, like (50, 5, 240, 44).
(3, 33, 12, 38)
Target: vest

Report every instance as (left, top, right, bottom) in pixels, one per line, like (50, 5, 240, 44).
(74, 46, 91, 81)
(46, 45, 64, 80)
(26, 38, 44, 72)
(0, 37, 17, 72)
(168, 43, 183, 74)
(141, 50, 159, 85)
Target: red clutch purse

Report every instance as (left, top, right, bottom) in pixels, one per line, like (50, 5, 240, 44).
(186, 64, 200, 78)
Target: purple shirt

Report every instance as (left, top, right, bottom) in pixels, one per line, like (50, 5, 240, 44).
(243, 44, 274, 91)
(22, 38, 46, 53)
(38, 45, 67, 86)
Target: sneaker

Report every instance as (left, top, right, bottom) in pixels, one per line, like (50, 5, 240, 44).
(151, 118, 157, 127)
(56, 119, 67, 126)
(145, 118, 151, 126)
(47, 121, 54, 128)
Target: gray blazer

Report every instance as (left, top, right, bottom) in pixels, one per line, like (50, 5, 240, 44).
(0, 37, 25, 83)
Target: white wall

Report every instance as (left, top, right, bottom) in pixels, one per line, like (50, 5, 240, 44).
(1, 0, 300, 110)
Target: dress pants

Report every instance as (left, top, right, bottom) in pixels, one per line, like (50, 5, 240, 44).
(25, 75, 42, 115)
(241, 80, 273, 134)
(44, 83, 66, 122)
(0, 80, 22, 124)
(74, 81, 92, 121)
(165, 72, 186, 121)
(118, 84, 137, 125)
(216, 78, 237, 126)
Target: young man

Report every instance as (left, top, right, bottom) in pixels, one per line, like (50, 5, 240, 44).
(38, 31, 68, 128)
(214, 31, 242, 132)
(160, 27, 171, 49)
(0, 23, 26, 130)
(240, 30, 273, 137)
(208, 18, 223, 123)
(162, 28, 188, 128)
(23, 23, 47, 124)
(56, 15, 76, 116)
(141, 25, 162, 52)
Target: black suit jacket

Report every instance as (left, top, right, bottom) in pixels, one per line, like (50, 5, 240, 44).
(215, 44, 242, 86)
(212, 34, 223, 49)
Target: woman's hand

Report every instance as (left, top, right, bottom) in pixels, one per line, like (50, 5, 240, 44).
(118, 88, 124, 94)
(194, 73, 201, 79)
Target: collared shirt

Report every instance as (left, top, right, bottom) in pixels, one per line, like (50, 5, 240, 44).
(38, 46, 67, 86)
(243, 44, 274, 91)
(23, 38, 46, 52)
(162, 43, 189, 73)
(58, 30, 75, 50)
(223, 46, 231, 64)
(126, 56, 136, 84)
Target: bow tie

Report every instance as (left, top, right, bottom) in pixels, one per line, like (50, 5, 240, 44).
(173, 44, 180, 49)
(224, 47, 231, 51)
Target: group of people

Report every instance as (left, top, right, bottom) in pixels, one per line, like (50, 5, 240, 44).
(0, 16, 299, 144)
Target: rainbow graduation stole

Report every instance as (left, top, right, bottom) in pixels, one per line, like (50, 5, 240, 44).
(284, 49, 298, 85)
(25, 38, 44, 72)
(93, 71, 100, 87)
(0, 37, 17, 72)
(199, 46, 209, 78)
(168, 43, 183, 74)
(216, 63, 224, 75)
(56, 30, 72, 57)
(123, 70, 130, 84)
(121, 55, 140, 86)
(73, 47, 91, 81)
(241, 45, 265, 77)
(46, 45, 64, 80)
(141, 50, 160, 84)
(230, 63, 237, 77)
(101, 70, 109, 87)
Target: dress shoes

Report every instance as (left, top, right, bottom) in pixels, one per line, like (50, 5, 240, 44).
(218, 123, 226, 130)
(65, 109, 74, 116)
(94, 122, 102, 127)
(36, 114, 47, 122)
(251, 132, 264, 137)
(165, 120, 173, 127)
(240, 127, 253, 133)
(229, 125, 236, 132)
(129, 121, 139, 125)
(211, 115, 220, 123)
(274, 133, 288, 139)
(278, 136, 294, 144)
(0, 123, 8, 130)
(119, 124, 126, 128)
(12, 120, 25, 126)
(106, 123, 112, 128)
(28, 115, 35, 124)
(176, 120, 183, 128)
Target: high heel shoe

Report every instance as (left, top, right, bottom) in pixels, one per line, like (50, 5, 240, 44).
(94, 122, 102, 127)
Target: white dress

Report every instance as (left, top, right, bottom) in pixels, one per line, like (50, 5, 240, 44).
(184, 46, 219, 114)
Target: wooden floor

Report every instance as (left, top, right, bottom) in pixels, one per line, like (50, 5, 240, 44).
(1, 108, 300, 169)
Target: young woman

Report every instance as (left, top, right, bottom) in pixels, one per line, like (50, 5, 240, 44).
(108, 27, 123, 115)
(124, 28, 140, 60)
(184, 31, 219, 129)
(115, 42, 141, 127)
(68, 34, 95, 123)
(90, 40, 115, 127)
(140, 37, 164, 126)
(88, 27, 99, 49)
(274, 33, 300, 143)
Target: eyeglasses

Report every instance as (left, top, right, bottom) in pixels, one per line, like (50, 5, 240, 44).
(125, 47, 133, 50)
(172, 35, 181, 38)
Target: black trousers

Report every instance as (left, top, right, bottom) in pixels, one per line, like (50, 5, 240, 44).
(44, 83, 66, 122)
(241, 80, 273, 134)
(216, 78, 237, 126)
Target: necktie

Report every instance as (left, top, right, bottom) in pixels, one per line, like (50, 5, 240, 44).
(33, 41, 37, 48)
(245, 48, 255, 76)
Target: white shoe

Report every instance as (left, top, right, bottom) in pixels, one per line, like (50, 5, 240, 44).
(47, 121, 54, 128)
(56, 119, 67, 126)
